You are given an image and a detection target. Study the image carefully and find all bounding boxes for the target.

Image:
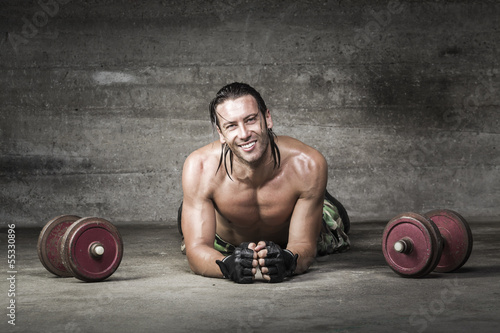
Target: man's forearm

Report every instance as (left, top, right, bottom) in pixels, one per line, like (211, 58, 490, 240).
(186, 245, 226, 278)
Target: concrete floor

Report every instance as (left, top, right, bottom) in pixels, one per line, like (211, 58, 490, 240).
(2, 220, 499, 333)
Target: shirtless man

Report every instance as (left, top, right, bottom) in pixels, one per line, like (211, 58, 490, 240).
(181, 82, 349, 283)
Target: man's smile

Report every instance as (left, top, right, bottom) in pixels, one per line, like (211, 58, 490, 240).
(239, 141, 256, 151)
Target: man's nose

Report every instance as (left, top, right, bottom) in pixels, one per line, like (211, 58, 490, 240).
(238, 124, 250, 139)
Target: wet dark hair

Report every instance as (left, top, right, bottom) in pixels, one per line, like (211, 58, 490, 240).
(209, 82, 280, 179)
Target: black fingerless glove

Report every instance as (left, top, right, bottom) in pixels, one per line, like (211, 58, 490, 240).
(263, 241, 299, 283)
(215, 242, 255, 284)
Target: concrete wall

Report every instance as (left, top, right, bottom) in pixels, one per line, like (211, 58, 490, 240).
(1, 0, 498, 227)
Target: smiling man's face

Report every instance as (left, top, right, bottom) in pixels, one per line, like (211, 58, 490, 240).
(216, 95, 273, 167)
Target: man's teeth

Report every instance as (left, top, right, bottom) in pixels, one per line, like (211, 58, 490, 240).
(241, 142, 255, 149)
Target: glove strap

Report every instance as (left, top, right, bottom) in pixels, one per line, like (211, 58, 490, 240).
(283, 249, 298, 277)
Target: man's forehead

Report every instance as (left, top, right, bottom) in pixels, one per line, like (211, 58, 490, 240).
(216, 95, 259, 118)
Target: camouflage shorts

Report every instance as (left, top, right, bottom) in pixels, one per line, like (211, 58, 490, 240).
(213, 234, 236, 256)
(316, 193, 351, 256)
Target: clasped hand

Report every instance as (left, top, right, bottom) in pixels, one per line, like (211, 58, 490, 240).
(216, 241, 298, 284)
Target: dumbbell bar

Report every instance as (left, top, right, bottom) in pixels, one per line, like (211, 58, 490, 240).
(382, 209, 473, 278)
(37, 215, 123, 282)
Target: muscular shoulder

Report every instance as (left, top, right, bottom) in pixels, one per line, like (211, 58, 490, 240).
(182, 141, 223, 197)
(278, 136, 327, 170)
(184, 141, 220, 171)
(277, 136, 328, 193)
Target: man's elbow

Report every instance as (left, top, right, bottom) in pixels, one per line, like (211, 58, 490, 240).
(186, 248, 224, 278)
(186, 251, 206, 276)
(294, 255, 316, 275)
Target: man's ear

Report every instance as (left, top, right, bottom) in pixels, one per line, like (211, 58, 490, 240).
(217, 126, 226, 144)
(265, 109, 273, 129)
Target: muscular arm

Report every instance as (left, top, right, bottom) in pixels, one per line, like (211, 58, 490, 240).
(181, 152, 225, 278)
(257, 147, 327, 277)
(286, 185, 325, 274)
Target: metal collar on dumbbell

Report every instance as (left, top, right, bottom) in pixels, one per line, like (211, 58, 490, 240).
(89, 242, 105, 257)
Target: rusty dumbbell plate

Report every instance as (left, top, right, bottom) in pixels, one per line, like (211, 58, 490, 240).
(425, 209, 473, 273)
(37, 215, 81, 277)
(382, 212, 442, 278)
(60, 217, 123, 282)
